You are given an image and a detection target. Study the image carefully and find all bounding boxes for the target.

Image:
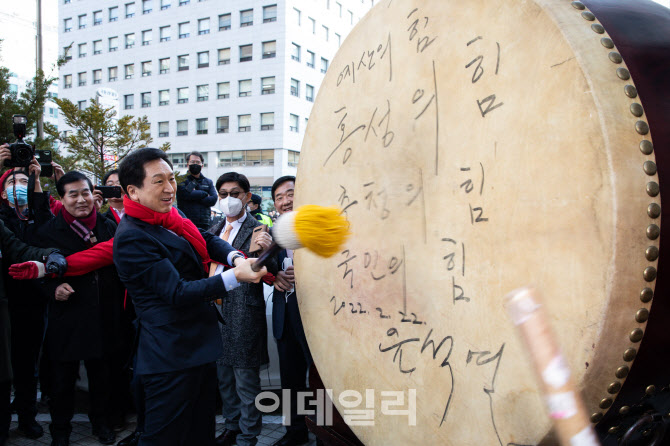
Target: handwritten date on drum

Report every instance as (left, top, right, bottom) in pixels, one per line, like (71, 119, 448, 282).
(337, 32, 392, 87)
(330, 295, 425, 325)
(465, 36, 504, 118)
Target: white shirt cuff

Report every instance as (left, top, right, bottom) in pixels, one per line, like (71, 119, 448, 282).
(227, 250, 244, 266)
(220, 269, 240, 291)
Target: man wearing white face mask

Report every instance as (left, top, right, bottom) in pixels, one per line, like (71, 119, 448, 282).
(209, 172, 275, 446)
(176, 151, 217, 230)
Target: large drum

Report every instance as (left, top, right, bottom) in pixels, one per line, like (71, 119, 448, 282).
(294, 0, 670, 444)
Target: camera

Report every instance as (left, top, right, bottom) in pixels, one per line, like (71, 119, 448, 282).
(6, 115, 35, 168)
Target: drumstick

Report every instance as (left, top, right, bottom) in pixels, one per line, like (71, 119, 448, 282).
(504, 287, 600, 446)
(251, 205, 350, 272)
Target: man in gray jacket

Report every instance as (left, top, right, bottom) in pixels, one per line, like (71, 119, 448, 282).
(209, 172, 276, 446)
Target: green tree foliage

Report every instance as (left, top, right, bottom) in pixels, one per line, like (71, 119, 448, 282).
(47, 98, 170, 182)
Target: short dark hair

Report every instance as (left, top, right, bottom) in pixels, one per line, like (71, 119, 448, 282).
(215, 172, 250, 193)
(271, 175, 295, 200)
(118, 148, 172, 192)
(250, 194, 262, 205)
(187, 151, 204, 164)
(102, 169, 119, 185)
(57, 171, 93, 197)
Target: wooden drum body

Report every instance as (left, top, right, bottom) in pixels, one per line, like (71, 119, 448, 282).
(294, 0, 670, 445)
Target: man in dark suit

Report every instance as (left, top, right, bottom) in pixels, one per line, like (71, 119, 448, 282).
(113, 148, 266, 446)
(176, 151, 217, 230)
(270, 176, 313, 446)
(209, 172, 276, 446)
(33, 171, 123, 446)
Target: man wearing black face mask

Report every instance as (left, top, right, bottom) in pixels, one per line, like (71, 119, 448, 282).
(176, 151, 218, 230)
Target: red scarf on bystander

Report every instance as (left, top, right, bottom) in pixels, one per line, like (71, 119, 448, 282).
(123, 196, 210, 273)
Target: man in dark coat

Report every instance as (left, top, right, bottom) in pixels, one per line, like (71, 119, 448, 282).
(112, 148, 267, 446)
(33, 171, 123, 446)
(0, 159, 54, 440)
(270, 176, 313, 446)
(209, 173, 276, 446)
(176, 151, 217, 230)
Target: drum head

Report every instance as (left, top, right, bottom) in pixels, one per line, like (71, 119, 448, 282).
(295, 0, 659, 444)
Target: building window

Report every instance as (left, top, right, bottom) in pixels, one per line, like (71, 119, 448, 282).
(125, 64, 134, 79)
(219, 13, 231, 30)
(78, 43, 87, 58)
(63, 46, 72, 61)
(124, 94, 134, 110)
(293, 7, 301, 25)
(336, 2, 342, 16)
(77, 71, 85, 86)
(197, 51, 209, 68)
(108, 66, 118, 81)
(335, 33, 341, 47)
(290, 78, 300, 97)
(197, 84, 209, 101)
(178, 54, 189, 71)
(260, 112, 274, 130)
(306, 50, 315, 68)
(167, 153, 185, 167)
(309, 17, 315, 34)
(177, 120, 188, 136)
(141, 61, 152, 76)
(239, 44, 252, 62)
(240, 9, 253, 27)
(216, 116, 229, 133)
(238, 114, 251, 132)
(177, 87, 189, 103)
(125, 33, 135, 49)
(64, 74, 72, 88)
(160, 25, 170, 42)
(198, 18, 210, 34)
(348, 10, 354, 25)
(161, 0, 171, 10)
(321, 57, 329, 73)
(218, 149, 274, 167)
(93, 40, 102, 55)
(158, 121, 169, 137)
(142, 29, 152, 45)
(322, 25, 329, 41)
(262, 41, 276, 59)
(64, 17, 72, 32)
(263, 5, 277, 22)
(218, 48, 230, 65)
(261, 76, 275, 95)
(109, 7, 118, 22)
(289, 114, 299, 132)
(109, 36, 118, 52)
(178, 22, 190, 39)
(141, 92, 151, 107)
(291, 43, 300, 61)
(159, 89, 169, 105)
(78, 100, 87, 110)
(78, 14, 87, 29)
(288, 150, 300, 167)
(179, 0, 190, 6)
(143, 0, 152, 14)
(159, 58, 170, 74)
(93, 69, 102, 84)
(196, 118, 208, 134)
(125, 2, 136, 18)
(306, 84, 314, 102)
(217, 82, 230, 99)
(93, 10, 102, 25)
(238, 79, 251, 97)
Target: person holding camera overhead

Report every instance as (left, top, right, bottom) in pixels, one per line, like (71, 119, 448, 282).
(176, 151, 217, 230)
(0, 144, 56, 441)
(101, 169, 125, 224)
(32, 171, 124, 446)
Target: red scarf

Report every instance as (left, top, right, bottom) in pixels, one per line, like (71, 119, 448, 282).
(123, 196, 210, 273)
(62, 208, 97, 229)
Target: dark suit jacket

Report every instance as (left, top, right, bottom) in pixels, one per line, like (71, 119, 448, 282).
(113, 214, 237, 375)
(33, 213, 123, 361)
(272, 248, 311, 364)
(209, 213, 277, 368)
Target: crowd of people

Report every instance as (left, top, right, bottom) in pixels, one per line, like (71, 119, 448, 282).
(0, 147, 313, 446)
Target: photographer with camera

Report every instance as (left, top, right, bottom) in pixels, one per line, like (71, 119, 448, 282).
(0, 151, 55, 440)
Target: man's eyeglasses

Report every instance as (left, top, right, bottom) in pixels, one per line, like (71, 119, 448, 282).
(218, 190, 241, 199)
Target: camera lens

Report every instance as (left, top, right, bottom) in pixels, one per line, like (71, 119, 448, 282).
(15, 145, 33, 165)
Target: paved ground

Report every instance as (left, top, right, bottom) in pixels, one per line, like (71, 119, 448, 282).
(7, 413, 318, 446)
